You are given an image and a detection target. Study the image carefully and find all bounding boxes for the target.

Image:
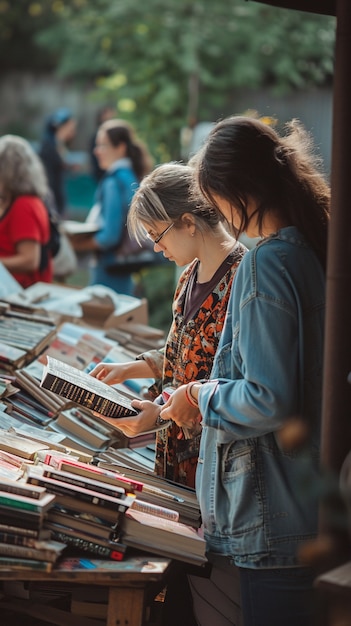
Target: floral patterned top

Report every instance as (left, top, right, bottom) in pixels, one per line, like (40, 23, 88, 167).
(141, 243, 247, 488)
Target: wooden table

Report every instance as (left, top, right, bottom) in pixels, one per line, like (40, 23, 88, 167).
(0, 555, 171, 626)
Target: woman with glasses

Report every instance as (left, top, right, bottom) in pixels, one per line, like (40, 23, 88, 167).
(90, 161, 247, 489)
(70, 119, 153, 295)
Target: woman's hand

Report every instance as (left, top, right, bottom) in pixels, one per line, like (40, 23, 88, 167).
(160, 385, 200, 431)
(89, 362, 129, 385)
(89, 359, 153, 386)
(102, 399, 162, 437)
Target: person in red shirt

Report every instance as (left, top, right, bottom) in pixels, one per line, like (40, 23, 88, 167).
(0, 134, 53, 288)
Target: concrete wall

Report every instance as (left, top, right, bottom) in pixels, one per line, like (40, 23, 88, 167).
(0, 72, 101, 154)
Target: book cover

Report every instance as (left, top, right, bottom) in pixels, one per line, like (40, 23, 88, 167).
(40, 356, 139, 418)
(56, 555, 169, 572)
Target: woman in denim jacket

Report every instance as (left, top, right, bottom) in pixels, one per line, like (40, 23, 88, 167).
(161, 115, 330, 626)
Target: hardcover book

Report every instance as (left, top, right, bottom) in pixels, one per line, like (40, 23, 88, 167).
(0, 478, 47, 500)
(0, 490, 56, 515)
(0, 522, 51, 540)
(0, 539, 66, 563)
(0, 556, 54, 571)
(40, 356, 139, 418)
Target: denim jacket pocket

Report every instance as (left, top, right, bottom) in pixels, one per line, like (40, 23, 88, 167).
(213, 440, 264, 536)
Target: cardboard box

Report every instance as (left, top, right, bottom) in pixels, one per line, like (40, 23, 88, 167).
(4, 283, 148, 328)
(104, 298, 148, 328)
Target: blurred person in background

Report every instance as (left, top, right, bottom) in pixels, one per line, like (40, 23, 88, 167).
(89, 105, 116, 183)
(39, 107, 77, 217)
(0, 134, 53, 287)
(69, 118, 153, 296)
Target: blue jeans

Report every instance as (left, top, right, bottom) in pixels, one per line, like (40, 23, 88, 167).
(239, 566, 317, 626)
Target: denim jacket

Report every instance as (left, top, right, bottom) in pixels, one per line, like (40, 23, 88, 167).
(196, 227, 325, 568)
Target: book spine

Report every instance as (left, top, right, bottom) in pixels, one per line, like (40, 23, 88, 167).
(43, 469, 125, 499)
(0, 482, 44, 500)
(0, 522, 41, 538)
(0, 556, 53, 571)
(0, 531, 40, 547)
(0, 542, 56, 562)
(57, 460, 144, 492)
(26, 474, 130, 513)
(51, 531, 126, 561)
(0, 494, 42, 512)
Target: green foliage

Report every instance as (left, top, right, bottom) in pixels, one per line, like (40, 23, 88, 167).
(1, 0, 336, 160)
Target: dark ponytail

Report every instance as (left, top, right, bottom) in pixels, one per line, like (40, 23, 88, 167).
(101, 119, 153, 181)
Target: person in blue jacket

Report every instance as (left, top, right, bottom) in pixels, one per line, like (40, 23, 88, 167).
(38, 107, 77, 217)
(71, 119, 153, 295)
(159, 115, 330, 626)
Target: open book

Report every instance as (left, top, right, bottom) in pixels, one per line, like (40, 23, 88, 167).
(40, 356, 138, 418)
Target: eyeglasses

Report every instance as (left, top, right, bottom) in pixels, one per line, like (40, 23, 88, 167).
(147, 222, 175, 245)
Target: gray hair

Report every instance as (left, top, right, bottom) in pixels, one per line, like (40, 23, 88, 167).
(128, 161, 222, 242)
(0, 134, 49, 202)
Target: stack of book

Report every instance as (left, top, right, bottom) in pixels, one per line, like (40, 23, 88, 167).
(0, 477, 65, 572)
(14, 364, 67, 416)
(24, 463, 136, 561)
(97, 449, 202, 529)
(0, 304, 56, 372)
(39, 454, 207, 567)
(45, 407, 127, 456)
